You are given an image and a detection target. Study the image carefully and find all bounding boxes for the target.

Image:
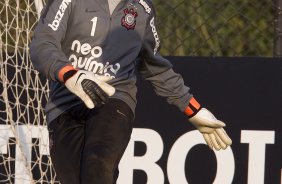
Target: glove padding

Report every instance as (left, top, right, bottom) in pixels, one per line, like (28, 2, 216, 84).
(189, 108, 232, 150)
(65, 70, 115, 108)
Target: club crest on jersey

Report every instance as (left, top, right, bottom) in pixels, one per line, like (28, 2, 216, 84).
(121, 8, 138, 30)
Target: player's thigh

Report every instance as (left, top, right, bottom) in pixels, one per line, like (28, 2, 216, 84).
(48, 111, 85, 182)
(48, 104, 88, 153)
(84, 98, 133, 164)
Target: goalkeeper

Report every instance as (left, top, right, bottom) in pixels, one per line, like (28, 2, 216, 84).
(30, 0, 232, 183)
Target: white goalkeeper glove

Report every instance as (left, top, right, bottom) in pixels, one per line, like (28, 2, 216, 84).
(185, 98, 232, 150)
(57, 65, 115, 108)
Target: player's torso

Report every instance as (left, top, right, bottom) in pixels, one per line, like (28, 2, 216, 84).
(61, 0, 151, 79)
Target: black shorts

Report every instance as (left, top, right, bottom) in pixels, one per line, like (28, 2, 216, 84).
(48, 98, 134, 184)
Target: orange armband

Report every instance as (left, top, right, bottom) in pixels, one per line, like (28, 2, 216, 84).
(184, 97, 201, 118)
(57, 65, 78, 83)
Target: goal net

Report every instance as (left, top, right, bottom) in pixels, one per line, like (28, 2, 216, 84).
(0, 0, 58, 183)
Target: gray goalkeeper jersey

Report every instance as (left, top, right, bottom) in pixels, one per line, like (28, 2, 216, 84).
(30, 0, 193, 123)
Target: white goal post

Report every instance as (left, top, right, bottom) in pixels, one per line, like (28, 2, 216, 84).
(0, 0, 58, 183)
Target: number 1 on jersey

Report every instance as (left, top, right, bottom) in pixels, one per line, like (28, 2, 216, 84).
(91, 17, 98, 37)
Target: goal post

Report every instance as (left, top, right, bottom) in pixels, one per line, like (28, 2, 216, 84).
(0, 0, 58, 183)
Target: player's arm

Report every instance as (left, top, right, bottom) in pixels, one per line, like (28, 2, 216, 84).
(138, 8, 191, 111)
(30, 0, 75, 81)
(30, 0, 115, 108)
(139, 4, 232, 150)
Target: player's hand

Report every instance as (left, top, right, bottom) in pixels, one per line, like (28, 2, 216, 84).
(58, 65, 115, 108)
(189, 108, 232, 150)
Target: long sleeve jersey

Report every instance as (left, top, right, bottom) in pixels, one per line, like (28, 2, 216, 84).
(30, 0, 193, 123)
